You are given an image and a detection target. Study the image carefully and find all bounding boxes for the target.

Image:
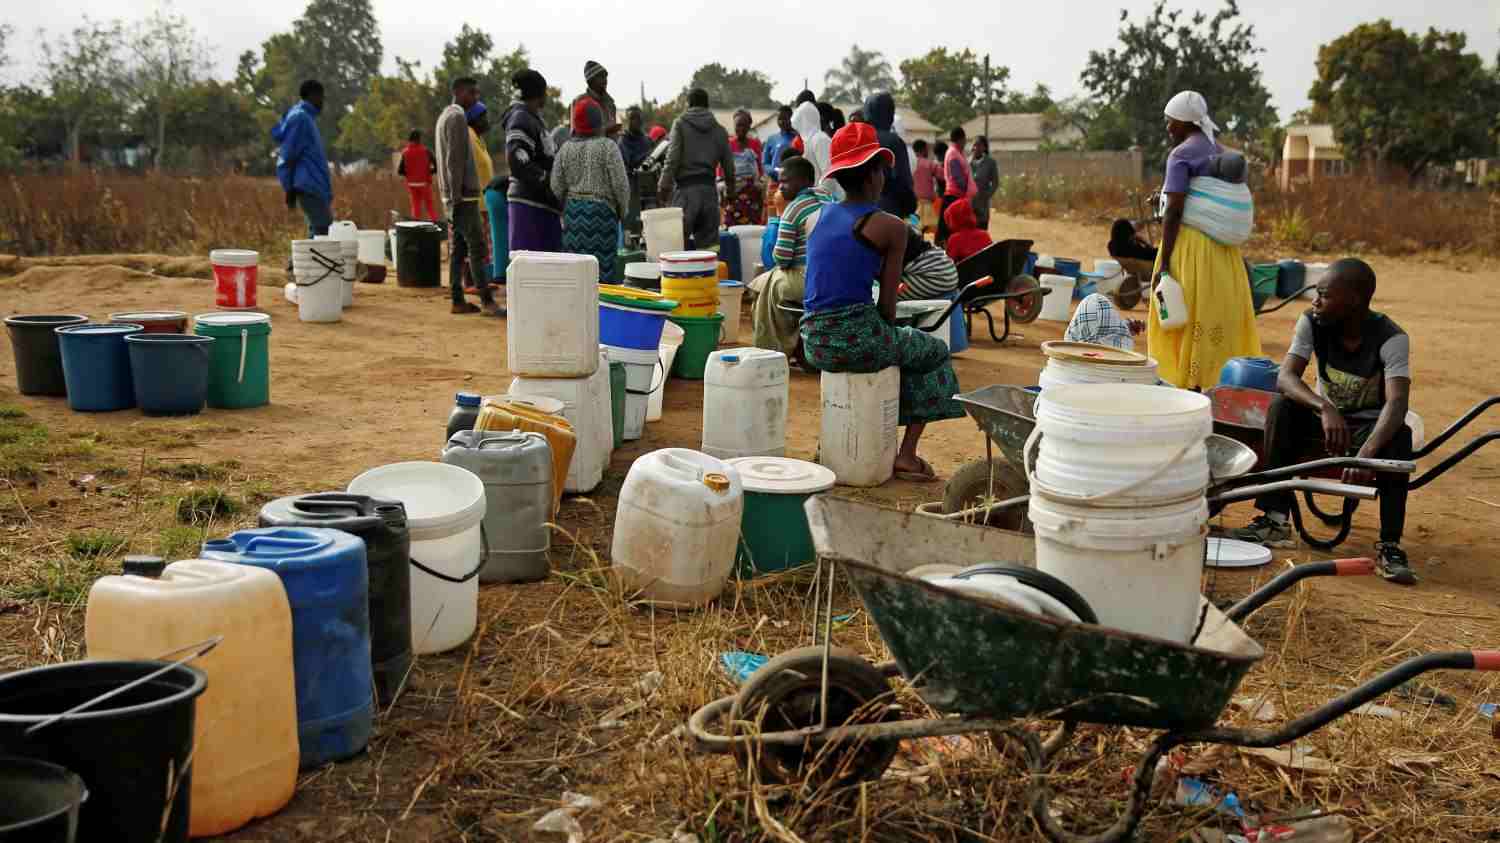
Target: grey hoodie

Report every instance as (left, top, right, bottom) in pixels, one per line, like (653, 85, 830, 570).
(660, 106, 734, 195)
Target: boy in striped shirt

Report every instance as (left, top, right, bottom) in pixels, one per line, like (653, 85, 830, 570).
(751, 154, 831, 358)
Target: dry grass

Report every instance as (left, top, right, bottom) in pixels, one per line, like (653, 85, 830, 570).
(0, 170, 408, 259)
(2, 418, 1498, 840)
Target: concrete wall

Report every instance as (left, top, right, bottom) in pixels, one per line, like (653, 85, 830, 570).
(990, 149, 1144, 182)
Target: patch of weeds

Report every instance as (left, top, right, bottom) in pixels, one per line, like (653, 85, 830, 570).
(156, 526, 205, 560)
(153, 459, 240, 482)
(96, 466, 131, 480)
(7, 557, 112, 604)
(0, 410, 49, 482)
(0, 406, 25, 420)
(66, 529, 129, 561)
(175, 487, 241, 524)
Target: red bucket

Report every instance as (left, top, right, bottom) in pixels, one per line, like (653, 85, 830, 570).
(210, 249, 259, 309)
(109, 310, 189, 334)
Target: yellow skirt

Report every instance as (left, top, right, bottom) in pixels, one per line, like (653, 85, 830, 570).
(1145, 226, 1262, 390)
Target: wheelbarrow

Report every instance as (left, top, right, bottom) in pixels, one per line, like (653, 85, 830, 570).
(932, 384, 1414, 536)
(687, 496, 1500, 843)
(955, 238, 1051, 342)
(1210, 385, 1500, 550)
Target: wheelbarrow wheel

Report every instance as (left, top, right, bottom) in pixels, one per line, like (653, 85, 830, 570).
(1005, 274, 1045, 324)
(943, 458, 1032, 533)
(729, 645, 897, 788)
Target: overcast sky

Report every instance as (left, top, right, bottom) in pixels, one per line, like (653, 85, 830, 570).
(6, 0, 1497, 121)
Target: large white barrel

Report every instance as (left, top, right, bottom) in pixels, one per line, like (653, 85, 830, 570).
(818, 368, 899, 487)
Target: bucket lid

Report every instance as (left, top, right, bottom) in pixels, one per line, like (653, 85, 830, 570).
(209, 248, 259, 263)
(599, 284, 678, 312)
(659, 250, 718, 264)
(260, 492, 404, 532)
(347, 461, 486, 542)
(726, 457, 835, 495)
(194, 311, 271, 336)
(109, 310, 187, 323)
(718, 280, 744, 289)
(1204, 537, 1273, 569)
(624, 262, 661, 279)
(1042, 340, 1151, 367)
(56, 323, 141, 337)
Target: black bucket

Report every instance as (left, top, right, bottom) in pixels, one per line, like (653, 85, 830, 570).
(0, 660, 206, 843)
(4, 314, 89, 396)
(0, 756, 87, 842)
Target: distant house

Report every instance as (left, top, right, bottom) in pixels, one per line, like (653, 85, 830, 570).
(960, 113, 1083, 151)
(1279, 124, 1350, 189)
(729, 104, 942, 145)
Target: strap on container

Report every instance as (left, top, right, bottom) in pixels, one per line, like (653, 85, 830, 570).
(237, 328, 248, 383)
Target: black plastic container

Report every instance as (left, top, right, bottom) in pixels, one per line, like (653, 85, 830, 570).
(394, 221, 442, 287)
(0, 660, 205, 843)
(4, 314, 88, 396)
(259, 492, 414, 704)
(0, 756, 86, 842)
(446, 392, 482, 445)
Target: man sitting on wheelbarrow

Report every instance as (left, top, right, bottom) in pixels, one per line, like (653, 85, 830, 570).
(1233, 258, 1417, 585)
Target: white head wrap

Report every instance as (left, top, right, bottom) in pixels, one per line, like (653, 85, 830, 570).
(1164, 91, 1219, 145)
(891, 113, 908, 140)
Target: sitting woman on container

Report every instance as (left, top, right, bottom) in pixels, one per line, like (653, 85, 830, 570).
(801, 123, 964, 482)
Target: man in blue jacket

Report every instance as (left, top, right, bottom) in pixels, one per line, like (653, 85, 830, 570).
(272, 80, 333, 240)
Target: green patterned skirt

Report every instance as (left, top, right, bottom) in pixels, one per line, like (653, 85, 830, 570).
(800, 302, 963, 426)
(561, 198, 619, 276)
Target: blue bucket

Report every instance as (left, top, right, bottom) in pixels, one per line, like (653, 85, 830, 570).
(55, 323, 142, 412)
(1276, 260, 1305, 299)
(1023, 252, 1038, 276)
(760, 220, 778, 272)
(1053, 258, 1082, 279)
(600, 301, 670, 351)
(127, 333, 214, 416)
(719, 230, 741, 282)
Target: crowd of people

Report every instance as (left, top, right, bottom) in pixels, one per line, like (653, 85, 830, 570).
(269, 76, 1417, 580)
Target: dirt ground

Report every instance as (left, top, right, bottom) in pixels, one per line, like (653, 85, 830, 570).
(2, 212, 1498, 841)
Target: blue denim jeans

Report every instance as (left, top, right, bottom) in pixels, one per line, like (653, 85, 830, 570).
(298, 192, 333, 239)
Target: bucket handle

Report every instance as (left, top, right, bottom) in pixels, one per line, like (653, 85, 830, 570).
(409, 523, 491, 584)
(1023, 425, 1198, 505)
(23, 636, 222, 737)
(625, 355, 667, 397)
(658, 450, 705, 481)
(236, 328, 248, 383)
(294, 248, 341, 287)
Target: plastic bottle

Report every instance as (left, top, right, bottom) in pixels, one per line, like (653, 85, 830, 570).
(1154, 272, 1188, 330)
(447, 391, 482, 443)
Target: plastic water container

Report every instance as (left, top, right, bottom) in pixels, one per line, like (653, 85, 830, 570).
(474, 398, 576, 513)
(641, 206, 685, 261)
(193, 311, 271, 409)
(200, 527, 373, 767)
(5, 314, 88, 396)
(126, 333, 213, 416)
(395, 221, 443, 287)
(1275, 259, 1305, 299)
(290, 239, 344, 322)
(356, 230, 387, 283)
(611, 449, 743, 607)
(1154, 272, 1188, 330)
(718, 230, 740, 281)
(660, 250, 720, 317)
(257, 493, 413, 705)
(729, 224, 766, 284)
(1218, 357, 1279, 392)
(819, 368, 899, 487)
(717, 281, 747, 343)
(598, 285, 675, 350)
(703, 348, 788, 459)
(210, 249, 259, 309)
(85, 557, 298, 837)
(1303, 262, 1329, 299)
(509, 359, 611, 493)
(55, 323, 142, 412)
(348, 462, 486, 654)
(1038, 274, 1075, 322)
(623, 261, 661, 291)
(1038, 340, 1160, 392)
(1029, 493, 1207, 643)
(649, 321, 684, 423)
(1030, 383, 1212, 506)
(727, 457, 835, 578)
(443, 430, 553, 583)
(1053, 257, 1082, 278)
(507, 251, 600, 378)
(109, 310, 189, 334)
(604, 344, 659, 440)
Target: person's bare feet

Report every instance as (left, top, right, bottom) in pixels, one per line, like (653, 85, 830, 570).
(893, 455, 938, 481)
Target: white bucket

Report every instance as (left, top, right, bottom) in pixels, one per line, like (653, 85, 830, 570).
(717, 282, 746, 343)
(339, 240, 358, 307)
(728, 224, 765, 283)
(1038, 356, 1160, 392)
(347, 461, 486, 654)
(641, 207, 685, 262)
(291, 239, 344, 323)
(648, 322, 684, 423)
(1029, 493, 1208, 643)
(604, 344, 659, 440)
(819, 368, 899, 487)
(509, 361, 611, 493)
(1302, 262, 1328, 299)
(1038, 273, 1074, 322)
(356, 230, 385, 264)
(702, 347, 788, 459)
(904, 299, 954, 351)
(1030, 383, 1212, 506)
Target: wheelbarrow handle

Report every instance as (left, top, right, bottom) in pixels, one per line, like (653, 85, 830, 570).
(1235, 456, 1415, 486)
(1223, 558, 1374, 622)
(1210, 477, 1377, 507)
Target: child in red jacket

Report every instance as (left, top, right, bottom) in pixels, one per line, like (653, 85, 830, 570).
(942, 197, 992, 264)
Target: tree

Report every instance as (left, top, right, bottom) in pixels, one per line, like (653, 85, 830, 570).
(1002, 83, 1054, 114)
(822, 45, 897, 104)
(0, 23, 13, 79)
(1081, 1, 1277, 164)
(37, 19, 127, 162)
(125, 9, 209, 169)
(1309, 21, 1500, 184)
(679, 64, 776, 109)
(898, 48, 1009, 130)
(1041, 97, 1134, 150)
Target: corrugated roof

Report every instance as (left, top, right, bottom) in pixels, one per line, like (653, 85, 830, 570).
(961, 113, 1047, 140)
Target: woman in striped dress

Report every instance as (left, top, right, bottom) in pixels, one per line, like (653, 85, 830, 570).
(551, 98, 631, 276)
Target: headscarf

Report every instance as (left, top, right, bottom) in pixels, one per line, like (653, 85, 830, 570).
(1163, 91, 1219, 145)
(648, 125, 667, 142)
(512, 68, 547, 100)
(571, 97, 603, 138)
(584, 60, 607, 84)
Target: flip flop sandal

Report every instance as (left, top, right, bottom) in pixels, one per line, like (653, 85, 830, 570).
(894, 456, 940, 483)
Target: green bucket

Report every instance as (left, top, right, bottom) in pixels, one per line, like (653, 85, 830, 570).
(609, 361, 626, 449)
(1249, 263, 1279, 311)
(667, 314, 723, 380)
(615, 248, 644, 284)
(193, 311, 271, 409)
(728, 458, 836, 578)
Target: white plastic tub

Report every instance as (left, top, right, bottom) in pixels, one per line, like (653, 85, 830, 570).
(509, 357, 611, 493)
(611, 448, 742, 607)
(641, 207, 685, 261)
(604, 344, 659, 440)
(1038, 273, 1075, 322)
(648, 321, 684, 423)
(717, 281, 746, 343)
(702, 348, 788, 459)
(819, 368, 899, 487)
(347, 461, 486, 654)
(290, 239, 344, 323)
(506, 251, 600, 378)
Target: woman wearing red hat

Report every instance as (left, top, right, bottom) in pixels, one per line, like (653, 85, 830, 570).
(801, 123, 963, 482)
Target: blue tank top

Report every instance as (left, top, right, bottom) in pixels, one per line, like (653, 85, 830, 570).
(804, 202, 882, 313)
